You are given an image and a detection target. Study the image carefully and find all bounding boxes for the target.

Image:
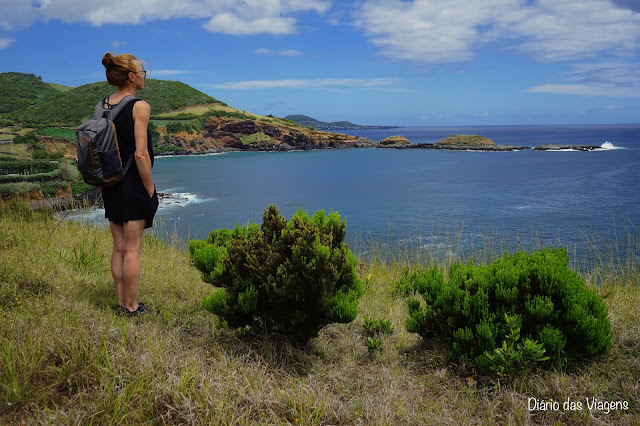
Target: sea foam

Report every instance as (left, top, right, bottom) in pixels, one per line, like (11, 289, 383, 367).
(159, 191, 215, 210)
(599, 141, 623, 150)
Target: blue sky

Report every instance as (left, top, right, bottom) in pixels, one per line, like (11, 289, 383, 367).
(1, 0, 639, 126)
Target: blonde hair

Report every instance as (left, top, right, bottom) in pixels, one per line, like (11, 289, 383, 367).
(101, 52, 142, 87)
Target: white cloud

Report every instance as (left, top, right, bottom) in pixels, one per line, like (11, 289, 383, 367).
(527, 84, 640, 97)
(352, 0, 640, 64)
(149, 69, 194, 77)
(508, 1, 640, 62)
(209, 78, 395, 90)
(0, 37, 15, 49)
(255, 48, 304, 56)
(530, 61, 640, 98)
(280, 49, 304, 56)
(255, 48, 274, 55)
(0, 0, 331, 35)
(565, 62, 640, 86)
(203, 13, 297, 35)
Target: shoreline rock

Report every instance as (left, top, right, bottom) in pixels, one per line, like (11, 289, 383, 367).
(533, 144, 602, 151)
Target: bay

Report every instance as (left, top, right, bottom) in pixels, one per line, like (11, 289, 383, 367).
(71, 124, 640, 266)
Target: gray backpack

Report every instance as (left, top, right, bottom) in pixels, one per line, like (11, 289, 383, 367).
(76, 95, 137, 187)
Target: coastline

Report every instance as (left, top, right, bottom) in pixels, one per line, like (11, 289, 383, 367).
(153, 141, 606, 156)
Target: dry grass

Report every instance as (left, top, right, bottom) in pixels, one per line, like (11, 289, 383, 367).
(1, 206, 638, 425)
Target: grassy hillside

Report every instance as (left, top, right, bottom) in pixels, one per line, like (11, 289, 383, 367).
(46, 82, 73, 93)
(0, 72, 61, 114)
(2, 77, 220, 126)
(0, 204, 638, 424)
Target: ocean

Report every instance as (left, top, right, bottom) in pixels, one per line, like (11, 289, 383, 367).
(68, 124, 639, 267)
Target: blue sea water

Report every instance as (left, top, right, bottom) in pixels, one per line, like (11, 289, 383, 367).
(71, 124, 640, 265)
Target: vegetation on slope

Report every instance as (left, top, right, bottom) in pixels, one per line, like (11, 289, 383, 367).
(436, 134, 495, 146)
(1, 75, 220, 126)
(0, 203, 638, 424)
(0, 72, 61, 114)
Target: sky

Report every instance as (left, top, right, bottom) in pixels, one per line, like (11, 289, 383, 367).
(1, 0, 639, 126)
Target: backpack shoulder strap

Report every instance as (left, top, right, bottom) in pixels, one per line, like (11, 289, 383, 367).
(95, 95, 140, 120)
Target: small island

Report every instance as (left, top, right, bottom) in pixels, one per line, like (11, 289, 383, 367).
(379, 134, 529, 151)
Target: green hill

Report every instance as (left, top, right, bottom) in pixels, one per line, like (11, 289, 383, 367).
(1, 75, 220, 126)
(46, 82, 74, 93)
(284, 114, 397, 130)
(0, 72, 61, 114)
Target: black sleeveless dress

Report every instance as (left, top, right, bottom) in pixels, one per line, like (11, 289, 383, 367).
(102, 98, 159, 229)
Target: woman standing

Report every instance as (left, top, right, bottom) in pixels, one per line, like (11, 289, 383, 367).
(101, 52, 158, 316)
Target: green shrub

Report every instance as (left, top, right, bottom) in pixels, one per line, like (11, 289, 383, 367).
(166, 121, 185, 134)
(70, 180, 92, 195)
(190, 205, 363, 342)
(40, 181, 69, 198)
(154, 145, 185, 154)
(149, 123, 160, 144)
(0, 182, 40, 197)
(13, 131, 38, 145)
(0, 159, 58, 175)
(484, 313, 550, 378)
(363, 316, 394, 337)
(0, 168, 62, 184)
(401, 248, 612, 372)
(363, 316, 394, 354)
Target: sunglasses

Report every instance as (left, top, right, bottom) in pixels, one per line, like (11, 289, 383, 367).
(131, 70, 147, 77)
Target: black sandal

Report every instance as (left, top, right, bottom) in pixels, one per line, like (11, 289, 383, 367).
(125, 302, 149, 317)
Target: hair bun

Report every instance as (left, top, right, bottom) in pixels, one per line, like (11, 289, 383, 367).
(102, 52, 114, 70)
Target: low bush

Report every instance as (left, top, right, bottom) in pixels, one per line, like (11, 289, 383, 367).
(0, 159, 59, 175)
(0, 199, 52, 221)
(0, 182, 40, 198)
(363, 316, 394, 354)
(154, 145, 185, 154)
(70, 180, 92, 195)
(12, 131, 38, 145)
(165, 121, 186, 134)
(190, 205, 363, 342)
(40, 181, 69, 198)
(400, 248, 612, 373)
(0, 168, 62, 184)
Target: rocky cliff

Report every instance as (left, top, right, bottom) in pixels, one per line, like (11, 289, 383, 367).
(197, 118, 377, 151)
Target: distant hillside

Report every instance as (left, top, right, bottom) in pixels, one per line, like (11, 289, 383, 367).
(0, 72, 61, 114)
(1, 74, 221, 126)
(46, 82, 74, 93)
(284, 114, 397, 130)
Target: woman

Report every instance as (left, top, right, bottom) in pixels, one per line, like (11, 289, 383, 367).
(101, 52, 158, 317)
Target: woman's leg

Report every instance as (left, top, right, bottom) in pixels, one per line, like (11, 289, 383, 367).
(109, 221, 126, 306)
(121, 219, 146, 312)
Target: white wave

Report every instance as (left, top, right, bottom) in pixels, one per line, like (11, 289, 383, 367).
(159, 191, 215, 210)
(155, 151, 228, 159)
(598, 141, 624, 150)
(57, 207, 107, 225)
